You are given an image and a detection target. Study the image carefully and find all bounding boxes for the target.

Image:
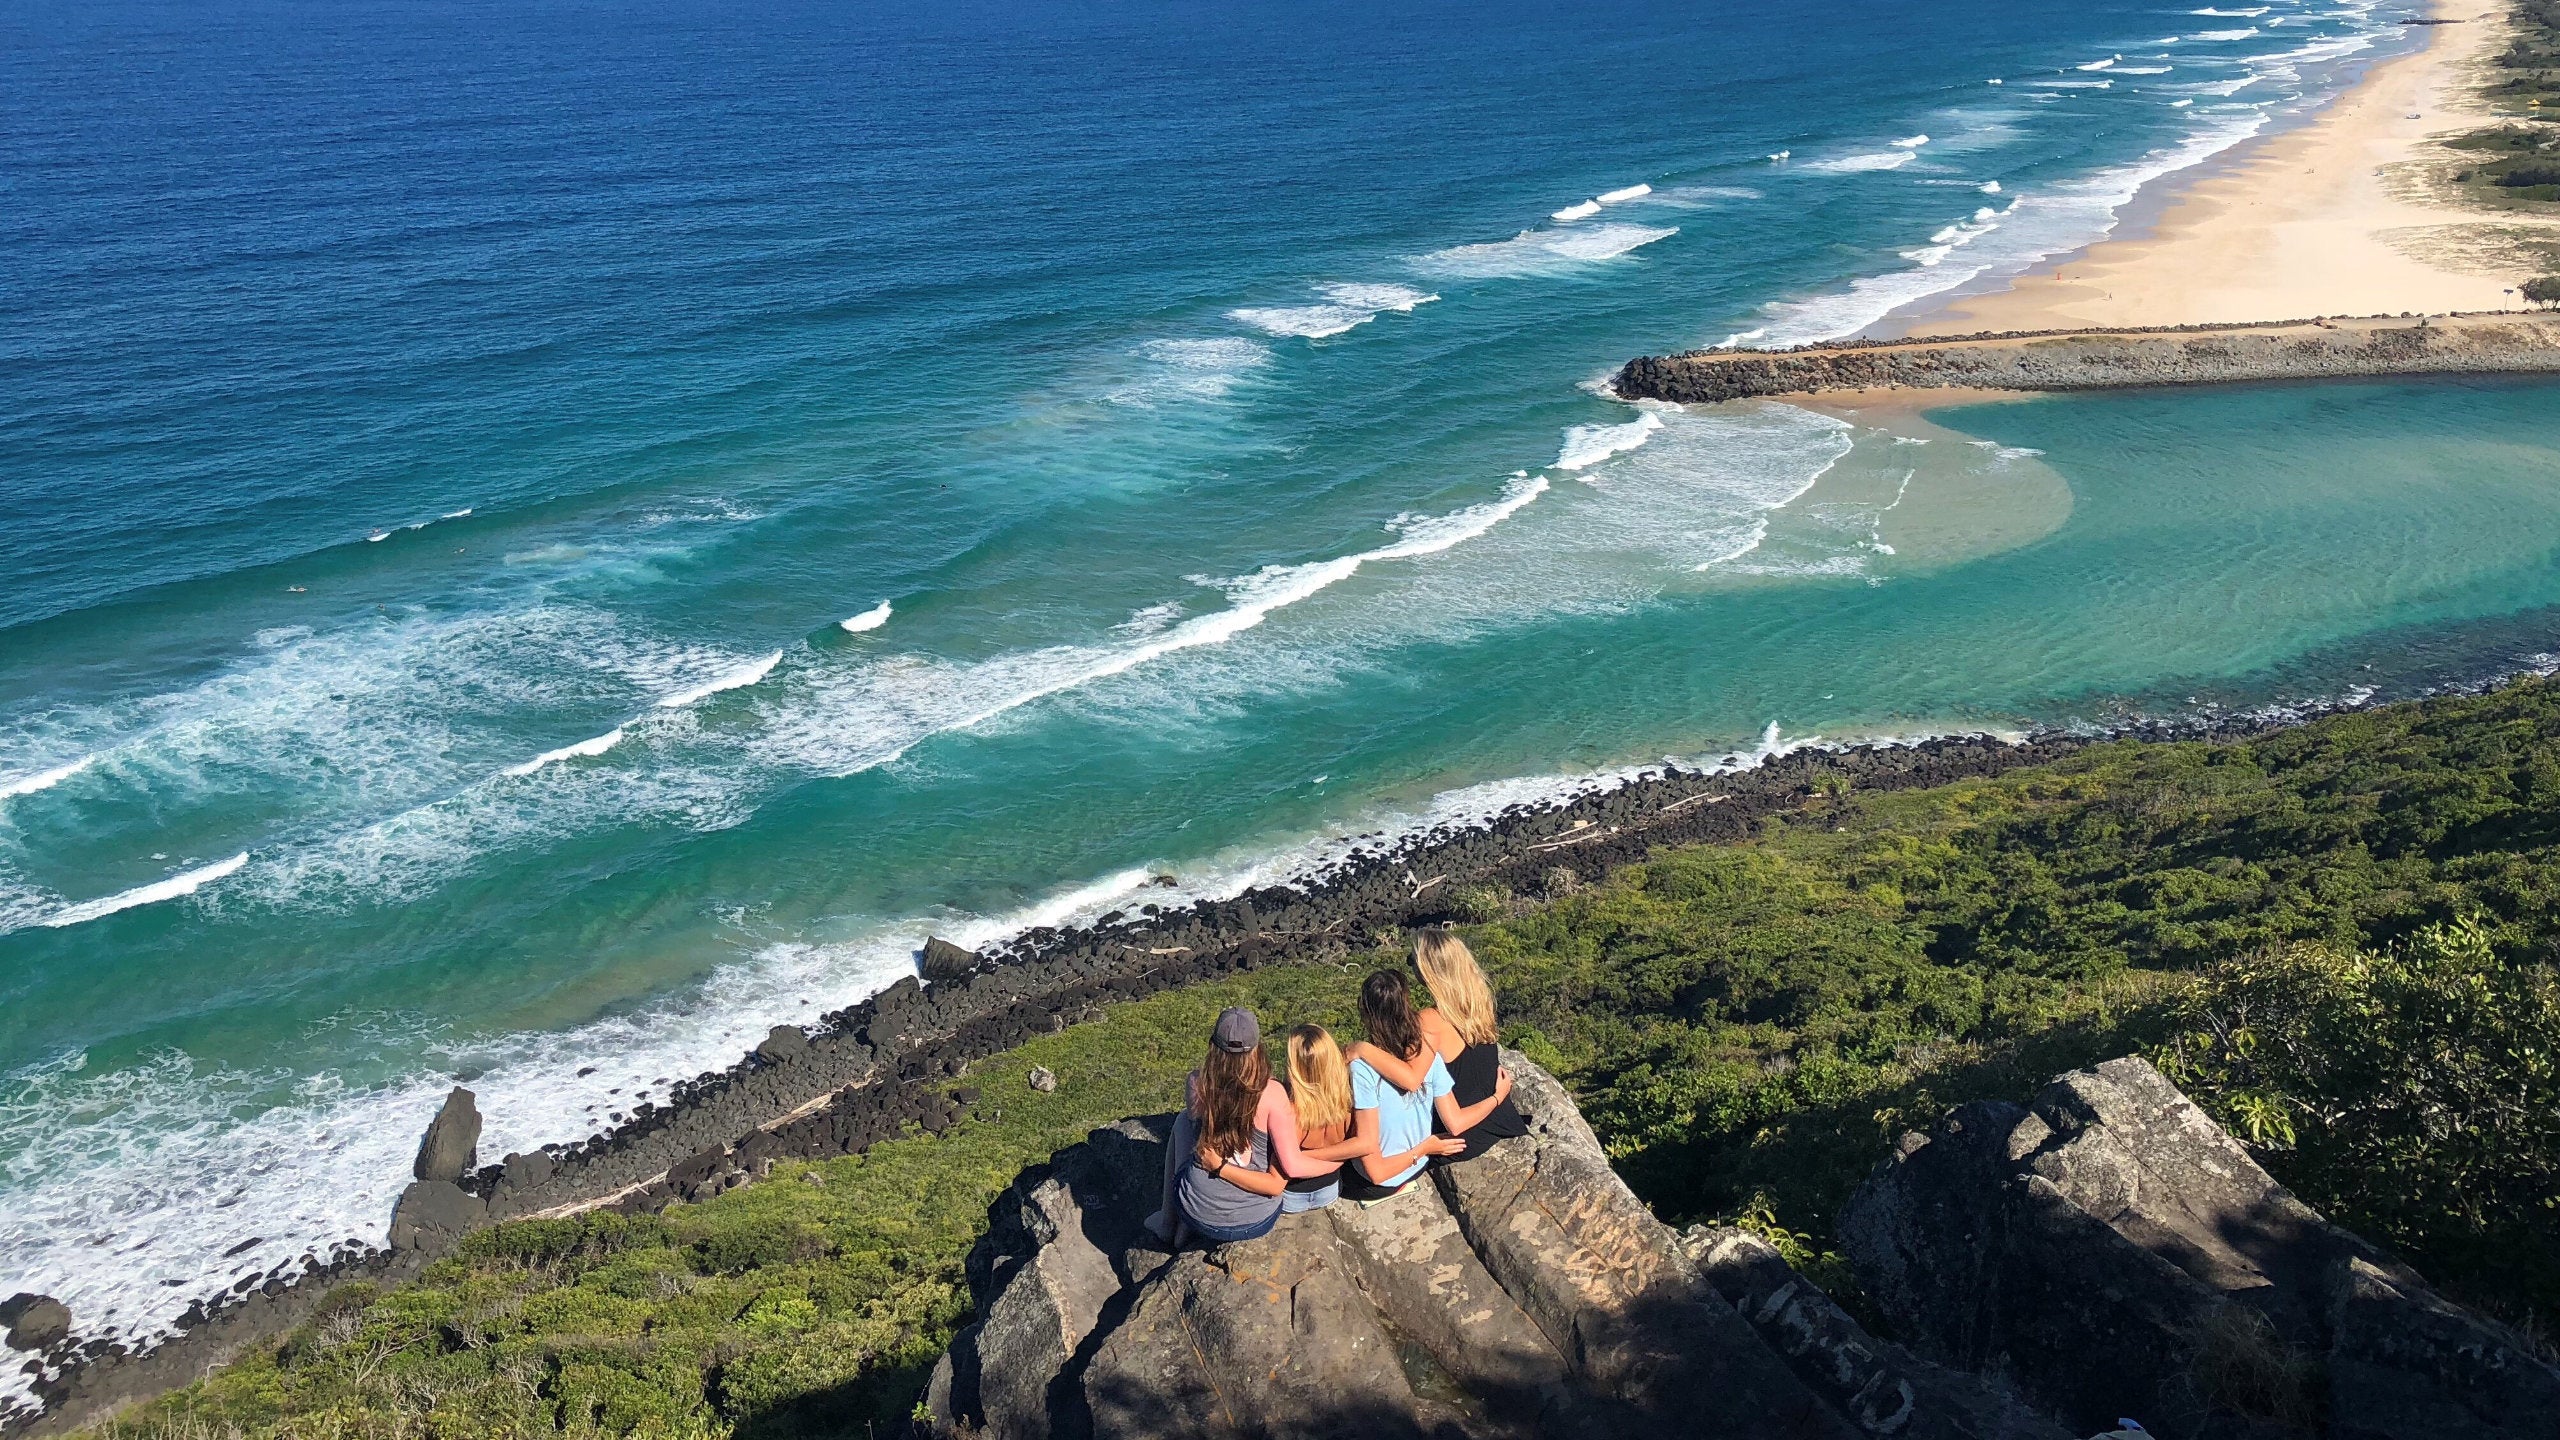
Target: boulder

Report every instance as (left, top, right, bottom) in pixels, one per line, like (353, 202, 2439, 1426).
(411, 1086, 481, 1183)
(1029, 1065, 1059, 1093)
(0, 1293, 71, 1352)
(1082, 1222, 1429, 1440)
(1839, 1056, 2560, 1440)
(756, 1024, 809, 1063)
(921, 936, 980, 985)
(1325, 1176, 1611, 1439)
(387, 1178, 486, 1251)
(1681, 1226, 2071, 1440)
(502, 1149, 556, 1190)
(924, 1061, 2061, 1440)
(937, 1117, 1168, 1440)
(1431, 1052, 1859, 1440)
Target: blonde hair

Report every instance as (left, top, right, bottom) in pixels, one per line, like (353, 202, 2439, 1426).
(1414, 929, 1498, 1046)
(1286, 1025, 1353, 1136)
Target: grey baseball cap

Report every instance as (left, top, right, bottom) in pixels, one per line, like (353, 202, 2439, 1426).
(1212, 1007, 1261, 1053)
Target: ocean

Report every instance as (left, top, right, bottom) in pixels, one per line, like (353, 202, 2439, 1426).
(5, 0, 2550, 1392)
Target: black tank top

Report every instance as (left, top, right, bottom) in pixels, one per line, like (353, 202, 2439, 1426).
(1443, 1041, 1527, 1159)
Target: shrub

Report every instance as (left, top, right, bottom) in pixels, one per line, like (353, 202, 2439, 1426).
(2525, 275, 2560, 308)
(2160, 920, 2560, 1324)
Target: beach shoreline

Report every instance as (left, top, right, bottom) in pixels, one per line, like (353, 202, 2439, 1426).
(1897, 0, 2555, 334)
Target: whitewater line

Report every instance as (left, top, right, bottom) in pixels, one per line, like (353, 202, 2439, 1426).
(503, 729, 627, 777)
(659, 651, 785, 708)
(841, 601, 893, 633)
(884, 476, 1553, 761)
(0, 756, 96, 802)
(44, 853, 249, 929)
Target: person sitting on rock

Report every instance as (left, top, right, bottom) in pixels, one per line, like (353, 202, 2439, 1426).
(1352, 929, 1527, 1163)
(1268, 1024, 1378, 1212)
(1341, 970, 1511, 1205)
(1147, 1007, 1288, 1244)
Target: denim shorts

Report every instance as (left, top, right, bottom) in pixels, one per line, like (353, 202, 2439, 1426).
(1181, 1204, 1281, 1243)
(1279, 1178, 1340, 1213)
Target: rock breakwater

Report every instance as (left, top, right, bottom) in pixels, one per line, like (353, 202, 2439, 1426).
(1613, 313, 2560, 403)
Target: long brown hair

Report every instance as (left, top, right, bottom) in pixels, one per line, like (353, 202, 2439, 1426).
(1360, 969, 1423, 1062)
(1414, 929, 1498, 1046)
(1196, 1041, 1272, 1162)
(1286, 1025, 1353, 1139)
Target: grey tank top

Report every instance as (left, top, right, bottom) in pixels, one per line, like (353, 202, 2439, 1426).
(1177, 1126, 1280, 1229)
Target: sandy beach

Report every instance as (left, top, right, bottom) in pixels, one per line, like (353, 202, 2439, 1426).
(1909, 0, 2558, 333)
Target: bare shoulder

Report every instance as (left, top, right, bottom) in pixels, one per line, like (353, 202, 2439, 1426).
(1416, 1008, 1462, 1059)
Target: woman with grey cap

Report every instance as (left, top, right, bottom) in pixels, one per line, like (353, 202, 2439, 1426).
(1145, 1006, 1288, 1245)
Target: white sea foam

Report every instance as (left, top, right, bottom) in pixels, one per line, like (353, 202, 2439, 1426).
(1980, 180, 2004, 193)
(441, 508, 474, 520)
(2078, 57, 2119, 71)
(1551, 199, 1604, 221)
(502, 728, 626, 778)
(2194, 27, 2261, 39)
(1594, 183, 1653, 203)
(1230, 282, 1438, 339)
(2172, 97, 2196, 106)
(2113, 65, 2175, 74)
(1799, 150, 1916, 174)
(2191, 5, 2268, 13)
(1119, 337, 1273, 404)
(658, 651, 785, 708)
(1555, 410, 1667, 471)
(1768, 148, 1792, 160)
(1741, 104, 2273, 347)
(43, 853, 249, 929)
(1419, 224, 1677, 278)
(2027, 78, 2115, 88)
(1892, 133, 1932, 147)
(840, 601, 893, 633)
(0, 756, 95, 801)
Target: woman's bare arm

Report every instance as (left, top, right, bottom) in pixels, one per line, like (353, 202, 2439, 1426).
(1346, 1041, 1428, 1093)
(1196, 1143, 1288, 1197)
(1434, 1065, 1514, 1136)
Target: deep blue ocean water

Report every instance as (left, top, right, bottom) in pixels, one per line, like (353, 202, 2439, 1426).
(11, 0, 2555, 1383)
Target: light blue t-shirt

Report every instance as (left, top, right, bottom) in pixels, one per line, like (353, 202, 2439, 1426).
(1350, 1052, 1455, 1189)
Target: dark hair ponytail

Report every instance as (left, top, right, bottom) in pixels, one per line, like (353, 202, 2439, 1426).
(1360, 969, 1423, 1061)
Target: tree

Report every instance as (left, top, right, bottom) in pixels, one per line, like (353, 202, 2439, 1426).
(2524, 275, 2560, 308)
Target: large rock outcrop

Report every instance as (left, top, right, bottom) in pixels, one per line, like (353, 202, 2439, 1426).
(926, 1056, 2052, 1440)
(1840, 1056, 2560, 1440)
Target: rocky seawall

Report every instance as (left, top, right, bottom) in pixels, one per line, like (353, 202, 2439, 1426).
(1613, 313, 2560, 403)
(4, 732, 2095, 1436)
(925, 1054, 2560, 1440)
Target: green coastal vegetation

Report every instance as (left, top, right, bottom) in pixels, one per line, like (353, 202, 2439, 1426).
(2448, 0, 2560, 209)
(90, 680, 2560, 1439)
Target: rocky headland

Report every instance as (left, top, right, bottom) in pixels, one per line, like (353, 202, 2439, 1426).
(922, 1054, 2558, 1440)
(1612, 314, 2560, 404)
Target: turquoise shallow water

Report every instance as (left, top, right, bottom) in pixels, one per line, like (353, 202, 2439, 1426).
(8, 0, 2556, 1379)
